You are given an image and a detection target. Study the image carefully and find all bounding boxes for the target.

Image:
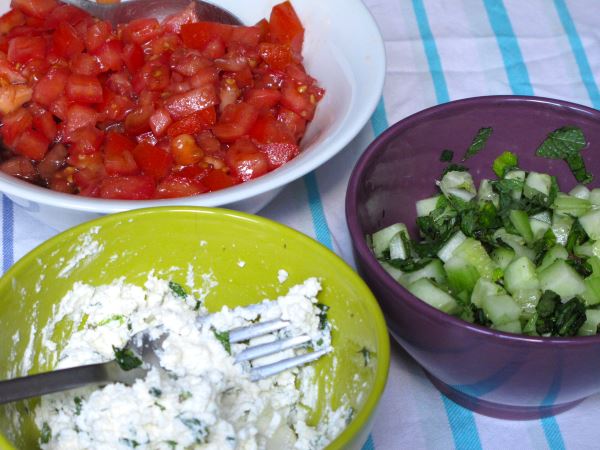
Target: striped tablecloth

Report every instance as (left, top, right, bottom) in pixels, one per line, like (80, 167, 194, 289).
(3, 0, 600, 449)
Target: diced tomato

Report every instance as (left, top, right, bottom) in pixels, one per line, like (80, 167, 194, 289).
(166, 106, 216, 138)
(225, 138, 269, 182)
(11, 0, 58, 19)
(0, 9, 25, 34)
(0, 56, 26, 84)
(93, 39, 123, 72)
(180, 22, 233, 51)
(280, 79, 316, 120)
(7, 35, 46, 64)
(132, 141, 172, 180)
(230, 26, 262, 48)
(71, 53, 101, 76)
(219, 77, 240, 111)
(121, 18, 162, 45)
(30, 104, 57, 141)
(67, 126, 103, 156)
(122, 43, 144, 74)
(44, 4, 89, 29)
(32, 65, 68, 107)
(249, 114, 294, 144)
(201, 37, 226, 59)
(170, 48, 210, 77)
(189, 65, 218, 88)
(66, 73, 103, 103)
(64, 103, 97, 136)
(1, 107, 32, 146)
(245, 88, 281, 111)
(85, 20, 112, 52)
(14, 128, 49, 160)
(132, 61, 170, 93)
(98, 90, 134, 122)
(269, 1, 304, 55)
(259, 43, 293, 71)
(52, 22, 84, 58)
(147, 34, 181, 56)
(201, 168, 235, 191)
(99, 175, 155, 199)
(0, 156, 36, 180)
(170, 133, 203, 165)
(258, 142, 299, 169)
(196, 130, 221, 154)
(37, 143, 66, 180)
(148, 107, 172, 137)
(124, 103, 153, 136)
(156, 174, 207, 198)
(0, 76, 32, 115)
(164, 85, 218, 120)
(212, 102, 258, 143)
(103, 131, 139, 176)
(161, 2, 197, 34)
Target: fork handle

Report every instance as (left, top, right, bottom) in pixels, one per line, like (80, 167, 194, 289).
(0, 361, 143, 404)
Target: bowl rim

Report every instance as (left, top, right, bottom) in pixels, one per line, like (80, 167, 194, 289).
(0, 206, 391, 449)
(345, 94, 600, 346)
(0, 0, 386, 215)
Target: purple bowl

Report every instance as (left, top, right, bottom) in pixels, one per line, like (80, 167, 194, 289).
(345, 95, 600, 420)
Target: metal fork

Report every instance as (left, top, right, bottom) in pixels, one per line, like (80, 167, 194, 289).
(0, 318, 331, 405)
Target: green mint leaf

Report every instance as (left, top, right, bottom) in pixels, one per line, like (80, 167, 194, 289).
(462, 127, 493, 161)
(316, 303, 330, 330)
(358, 347, 372, 367)
(74, 396, 83, 415)
(440, 149, 454, 162)
(149, 387, 162, 397)
(169, 281, 187, 298)
(212, 329, 231, 354)
(40, 422, 52, 444)
(441, 164, 468, 177)
(566, 154, 593, 184)
(166, 441, 178, 450)
(113, 346, 142, 371)
(535, 126, 585, 159)
(120, 438, 140, 448)
(180, 417, 208, 444)
(492, 151, 519, 178)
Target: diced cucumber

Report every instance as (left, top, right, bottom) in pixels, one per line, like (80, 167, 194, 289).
(590, 188, 600, 206)
(493, 228, 536, 261)
(512, 289, 541, 316)
(481, 294, 521, 326)
(453, 237, 496, 280)
(578, 209, 600, 240)
(439, 171, 476, 201)
(444, 256, 480, 294)
(569, 184, 590, 200)
(408, 278, 459, 314)
(530, 216, 551, 241)
(531, 211, 552, 224)
(590, 256, 600, 277)
(552, 193, 591, 217)
(538, 245, 569, 272)
(551, 212, 574, 246)
(538, 259, 586, 300)
(478, 179, 499, 207)
(577, 309, 600, 336)
(371, 223, 408, 258)
(379, 261, 404, 282)
(491, 246, 515, 270)
(504, 256, 540, 293)
(574, 240, 600, 259)
(400, 259, 446, 286)
(505, 170, 526, 200)
(437, 231, 467, 262)
(493, 320, 522, 334)
(388, 233, 408, 260)
(471, 278, 505, 308)
(581, 277, 600, 306)
(509, 209, 534, 244)
(524, 171, 552, 199)
(416, 195, 441, 217)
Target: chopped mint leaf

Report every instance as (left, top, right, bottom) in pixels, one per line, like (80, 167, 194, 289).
(462, 127, 493, 161)
(97, 314, 125, 327)
(440, 149, 454, 162)
(493, 151, 519, 178)
(178, 391, 192, 402)
(74, 396, 83, 415)
(40, 422, 51, 444)
(179, 417, 208, 444)
(169, 281, 187, 298)
(154, 401, 166, 411)
(149, 387, 162, 397)
(535, 126, 593, 184)
(113, 346, 142, 371)
(441, 163, 468, 177)
(345, 407, 356, 425)
(359, 347, 372, 367)
(212, 329, 231, 354)
(166, 441, 177, 450)
(316, 303, 330, 330)
(120, 438, 140, 448)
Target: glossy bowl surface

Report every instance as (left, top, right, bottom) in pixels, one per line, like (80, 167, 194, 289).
(346, 95, 600, 419)
(0, 0, 385, 230)
(0, 207, 390, 449)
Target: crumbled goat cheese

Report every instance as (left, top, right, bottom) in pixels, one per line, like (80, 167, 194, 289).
(278, 269, 289, 283)
(35, 276, 344, 450)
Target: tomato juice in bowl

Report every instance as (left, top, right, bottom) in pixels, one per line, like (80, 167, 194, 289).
(0, 0, 385, 230)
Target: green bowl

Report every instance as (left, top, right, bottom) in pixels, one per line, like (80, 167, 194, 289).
(0, 207, 390, 450)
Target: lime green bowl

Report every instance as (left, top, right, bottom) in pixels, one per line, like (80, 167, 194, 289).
(0, 207, 389, 450)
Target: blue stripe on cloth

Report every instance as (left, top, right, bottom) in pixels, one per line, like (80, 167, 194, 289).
(411, 1, 481, 448)
(360, 434, 375, 450)
(554, 0, 600, 109)
(482, 0, 534, 96)
(303, 171, 333, 251)
(370, 97, 389, 137)
(2, 195, 14, 274)
(540, 366, 567, 450)
(412, 0, 450, 104)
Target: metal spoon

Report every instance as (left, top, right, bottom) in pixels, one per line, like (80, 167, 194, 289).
(60, 0, 242, 26)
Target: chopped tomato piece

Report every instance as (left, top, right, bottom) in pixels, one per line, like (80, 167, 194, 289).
(212, 102, 258, 143)
(32, 66, 68, 107)
(225, 138, 269, 182)
(245, 88, 281, 110)
(201, 168, 235, 191)
(121, 18, 162, 45)
(156, 174, 207, 198)
(259, 43, 293, 71)
(180, 22, 233, 51)
(147, 34, 181, 57)
(280, 79, 316, 120)
(124, 103, 153, 136)
(66, 73, 103, 104)
(122, 43, 144, 74)
(0, 76, 32, 114)
(44, 4, 89, 29)
(161, 2, 197, 34)
(258, 142, 299, 169)
(277, 107, 306, 141)
(103, 131, 139, 176)
(52, 22, 84, 58)
(148, 108, 172, 137)
(0, 156, 36, 180)
(1, 107, 32, 146)
(249, 115, 294, 144)
(37, 143, 67, 180)
(97, 90, 134, 122)
(170, 133, 203, 165)
(269, 1, 304, 55)
(230, 25, 262, 48)
(30, 105, 57, 141)
(169, 48, 210, 77)
(11, 0, 58, 19)
(71, 53, 102, 76)
(67, 126, 104, 156)
(164, 85, 218, 120)
(7, 35, 46, 64)
(14, 128, 50, 160)
(93, 39, 123, 72)
(132, 141, 172, 180)
(0, 9, 25, 34)
(132, 61, 170, 93)
(99, 175, 155, 200)
(85, 20, 112, 52)
(166, 106, 216, 138)
(64, 104, 98, 137)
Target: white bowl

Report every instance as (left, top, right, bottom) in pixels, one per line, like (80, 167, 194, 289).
(0, 0, 385, 230)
